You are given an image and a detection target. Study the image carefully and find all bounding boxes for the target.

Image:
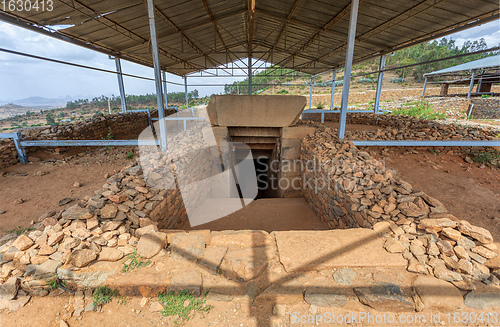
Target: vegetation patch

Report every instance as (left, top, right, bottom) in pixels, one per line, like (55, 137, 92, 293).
(92, 285, 122, 307)
(45, 274, 69, 291)
(6, 226, 35, 235)
(158, 290, 212, 325)
(467, 149, 500, 167)
(122, 250, 151, 272)
(391, 100, 445, 120)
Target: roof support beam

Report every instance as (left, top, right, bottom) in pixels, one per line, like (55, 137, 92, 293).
(146, 0, 167, 150)
(256, 9, 349, 42)
(330, 70, 337, 110)
(356, 0, 447, 44)
(265, 0, 301, 61)
(145, 0, 229, 74)
(467, 70, 476, 99)
(296, 0, 452, 68)
(58, 0, 201, 70)
(247, 0, 256, 59)
(247, 0, 255, 95)
(350, 11, 500, 69)
(0, 11, 152, 69)
(274, 2, 354, 68)
(339, 0, 359, 140)
(201, 0, 229, 51)
(162, 71, 168, 109)
(201, 0, 248, 72)
(59, 0, 145, 43)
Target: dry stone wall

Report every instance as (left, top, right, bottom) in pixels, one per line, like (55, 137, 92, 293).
(0, 110, 175, 169)
(0, 117, 231, 293)
(305, 85, 500, 108)
(0, 161, 189, 287)
(302, 112, 499, 141)
(300, 128, 498, 284)
(470, 98, 500, 119)
(0, 139, 18, 169)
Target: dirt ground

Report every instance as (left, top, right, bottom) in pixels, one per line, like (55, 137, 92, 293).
(0, 146, 136, 234)
(182, 198, 328, 232)
(373, 147, 500, 241)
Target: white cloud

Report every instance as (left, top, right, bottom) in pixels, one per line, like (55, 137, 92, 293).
(450, 20, 500, 48)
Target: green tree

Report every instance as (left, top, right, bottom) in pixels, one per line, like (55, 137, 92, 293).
(46, 112, 56, 125)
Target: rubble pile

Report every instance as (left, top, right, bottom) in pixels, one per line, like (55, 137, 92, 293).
(301, 128, 499, 286)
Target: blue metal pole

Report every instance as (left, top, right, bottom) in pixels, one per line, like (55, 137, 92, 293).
(309, 76, 313, 109)
(114, 57, 127, 113)
(422, 76, 428, 97)
(162, 71, 168, 109)
(13, 132, 27, 164)
(330, 70, 337, 110)
(374, 54, 386, 113)
(248, 57, 253, 95)
(184, 76, 189, 108)
(467, 70, 476, 99)
(146, 0, 167, 150)
(338, 0, 359, 140)
(352, 140, 500, 147)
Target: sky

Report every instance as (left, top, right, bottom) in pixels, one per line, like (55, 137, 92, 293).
(0, 18, 498, 104)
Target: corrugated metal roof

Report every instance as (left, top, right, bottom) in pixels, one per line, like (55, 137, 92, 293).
(1, 0, 499, 76)
(425, 54, 500, 76)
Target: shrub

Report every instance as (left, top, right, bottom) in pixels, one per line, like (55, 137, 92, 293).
(391, 100, 445, 120)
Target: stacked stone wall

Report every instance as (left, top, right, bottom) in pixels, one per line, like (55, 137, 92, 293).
(470, 98, 500, 119)
(0, 110, 175, 168)
(301, 112, 499, 141)
(300, 128, 498, 283)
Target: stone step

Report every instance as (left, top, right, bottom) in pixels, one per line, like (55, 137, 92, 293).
(274, 229, 407, 272)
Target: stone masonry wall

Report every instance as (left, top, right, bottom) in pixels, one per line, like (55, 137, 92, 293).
(0, 139, 18, 169)
(0, 110, 175, 169)
(470, 98, 500, 119)
(300, 128, 498, 283)
(305, 85, 500, 108)
(301, 112, 499, 141)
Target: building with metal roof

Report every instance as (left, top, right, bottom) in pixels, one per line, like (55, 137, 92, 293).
(423, 54, 500, 98)
(425, 54, 500, 76)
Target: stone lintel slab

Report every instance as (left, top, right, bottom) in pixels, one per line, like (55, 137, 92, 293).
(207, 95, 306, 127)
(281, 126, 318, 139)
(275, 229, 407, 272)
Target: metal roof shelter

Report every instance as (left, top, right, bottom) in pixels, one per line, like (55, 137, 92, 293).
(1, 0, 500, 149)
(425, 54, 500, 76)
(1, 0, 499, 76)
(422, 54, 500, 98)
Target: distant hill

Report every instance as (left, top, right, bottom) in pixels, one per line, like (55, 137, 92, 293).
(0, 96, 72, 108)
(0, 103, 42, 119)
